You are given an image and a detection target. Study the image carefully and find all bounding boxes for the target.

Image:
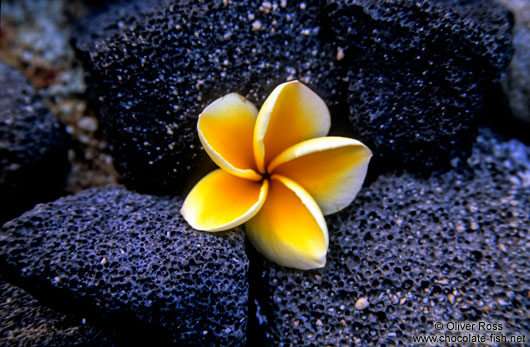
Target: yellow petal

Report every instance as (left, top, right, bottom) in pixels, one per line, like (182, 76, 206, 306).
(181, 169, 268, 231)
(245, 175, 328, 270)
(198, 93, 261, 180)
(253, 81, 331, 173)
(268, 137, 372, 215)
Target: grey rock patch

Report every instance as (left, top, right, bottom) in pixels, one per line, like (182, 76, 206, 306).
(498, 0, 530, 123)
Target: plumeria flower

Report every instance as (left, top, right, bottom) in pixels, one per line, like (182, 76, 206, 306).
(181, 81, 371, 270)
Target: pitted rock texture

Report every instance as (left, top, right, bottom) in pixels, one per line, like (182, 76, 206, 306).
(0, 62, 69, 224)
(256, 127, 530, 346)
(328, 0, 513, 171)
(0, 186, 249, 346)
(73, 0, 515, 192)
(0, 278, 116, 346)
(73, 0, 344, 194)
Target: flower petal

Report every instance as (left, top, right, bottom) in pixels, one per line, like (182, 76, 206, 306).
(268, 137, 372, 215)
(198, 93, 261, 180)
(253, 81, 331, 173)
(181, 169, 268, 231)
(245, 175, 328, 270)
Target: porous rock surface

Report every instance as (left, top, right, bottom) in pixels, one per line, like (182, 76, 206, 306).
(73, 0, 513, 192)
(73, 0, 343, 193)
(0, 278, 116, 346)
(0, 186, 249, 345)
(328, 0, 513, 171)
(0, 61, 69, 224)
(257, 127, 530, 345)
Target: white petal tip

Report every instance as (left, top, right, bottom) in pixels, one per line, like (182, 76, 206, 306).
(285, 254, 327, 270)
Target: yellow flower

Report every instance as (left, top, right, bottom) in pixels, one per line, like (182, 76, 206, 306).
(181, 81, 372, 270)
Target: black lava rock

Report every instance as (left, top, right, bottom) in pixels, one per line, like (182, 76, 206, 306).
(0, 62, 70, 224)
(0, 278, 116, 346)
(0, 186, 249, 346)
(255, 127, 530, 345)
(328, 0, 513, 172)
(73, 0, 345, 194)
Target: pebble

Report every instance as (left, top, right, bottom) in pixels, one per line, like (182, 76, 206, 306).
(355, 297, 369, 310)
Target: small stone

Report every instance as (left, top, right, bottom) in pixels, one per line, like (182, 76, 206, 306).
(354, 297, 369, 310)
(336, 47, 345, 61)
(251, 20, 262, 31)
(77, 116, 98, 132)
(448, 294, 455, 305)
